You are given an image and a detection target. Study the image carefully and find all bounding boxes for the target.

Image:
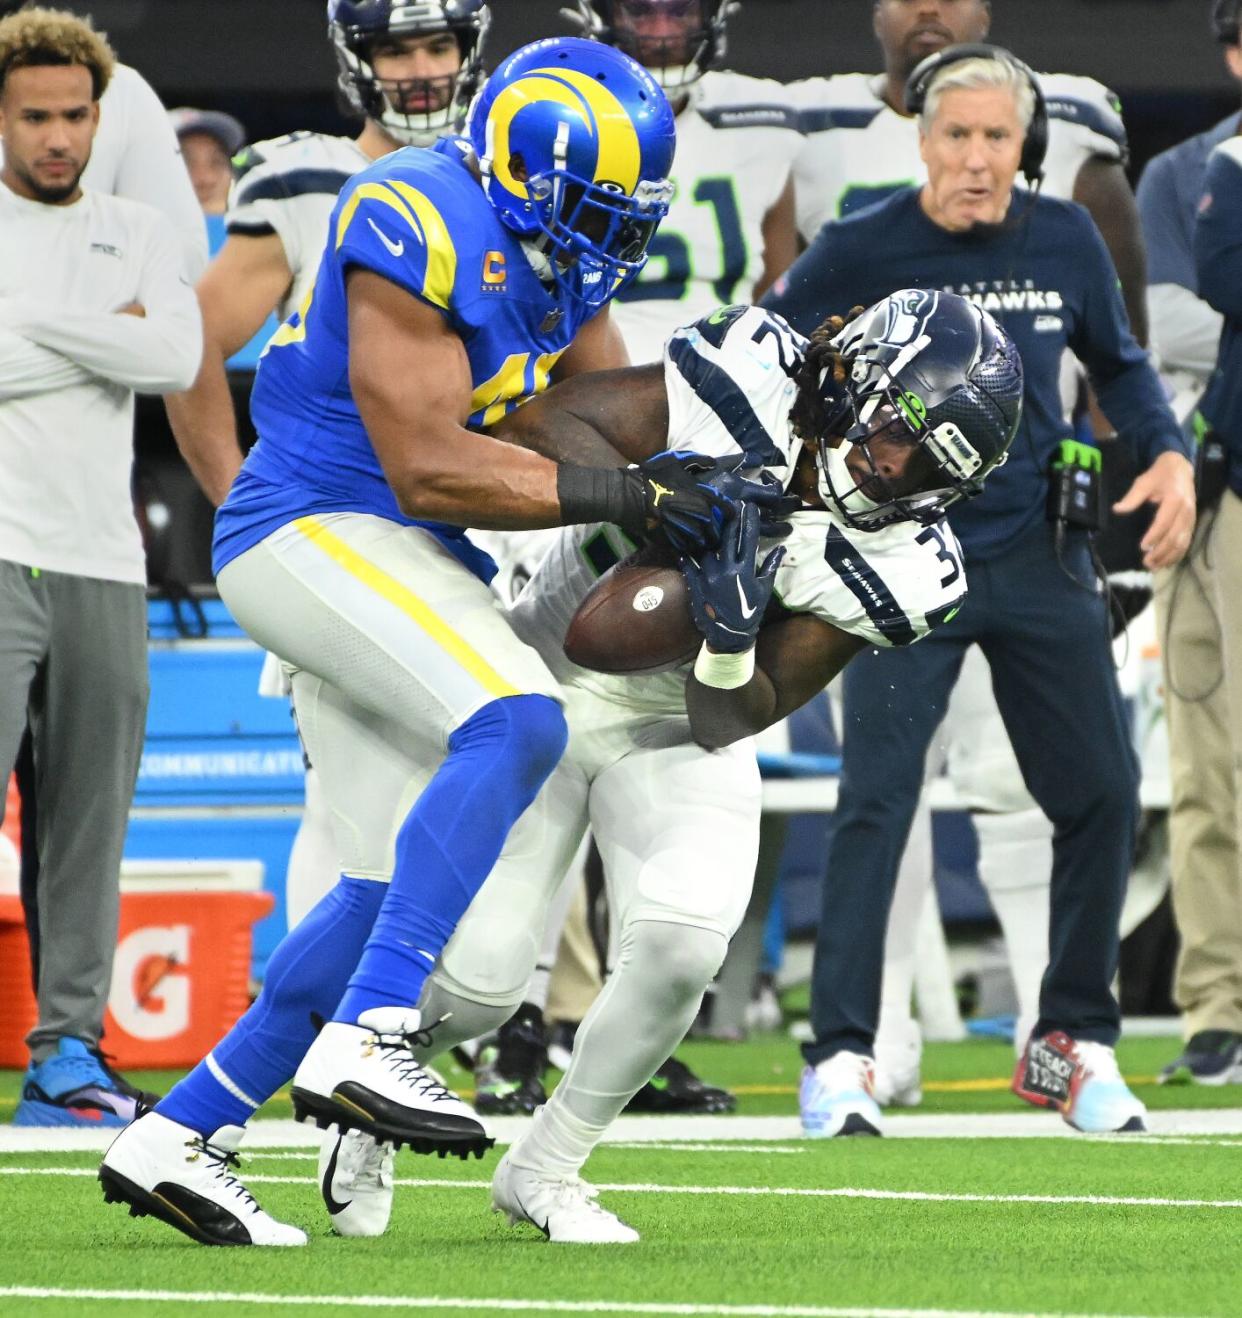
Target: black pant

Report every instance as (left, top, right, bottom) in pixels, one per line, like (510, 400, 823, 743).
(803, 522, 1139, 1065)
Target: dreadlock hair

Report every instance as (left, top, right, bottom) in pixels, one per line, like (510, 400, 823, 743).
(788, 305, 865, 444)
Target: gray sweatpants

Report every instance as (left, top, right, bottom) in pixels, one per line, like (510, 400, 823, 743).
(0, 560, 148, 1063)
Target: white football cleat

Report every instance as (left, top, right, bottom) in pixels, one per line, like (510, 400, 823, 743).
(99, 1110, 306, 1247)
(800, 1052, 884, 1137)
(292, 1007, 493, 1157)
(491, 1150, 639, 1244)
(319, 1125, 395, 1237)
(874, 1018, 923, 1108)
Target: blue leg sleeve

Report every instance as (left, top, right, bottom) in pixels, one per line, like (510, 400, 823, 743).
(335, 693, 566, 1023)
(156, 875, 386, 1134)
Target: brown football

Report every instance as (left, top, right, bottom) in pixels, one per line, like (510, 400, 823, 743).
(563, 545, 701, 675)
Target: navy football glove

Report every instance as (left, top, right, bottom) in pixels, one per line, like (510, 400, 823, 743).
(681, 503, 786, 654)
(703, 466, 803, 539)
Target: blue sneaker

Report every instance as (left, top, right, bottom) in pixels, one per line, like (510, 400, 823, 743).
(800, 1052, 883, 1138)
(1158, 1031, 1242, 1086)
(13, 1038, 142, 1127)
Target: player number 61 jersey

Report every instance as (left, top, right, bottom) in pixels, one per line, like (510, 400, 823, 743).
(507, 305, 969, 714)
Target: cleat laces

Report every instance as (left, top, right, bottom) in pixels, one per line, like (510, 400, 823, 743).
(366, 1018, 460, 1105)
(185, 1136, 260, 1213)
(546, 1174, 614, 1222)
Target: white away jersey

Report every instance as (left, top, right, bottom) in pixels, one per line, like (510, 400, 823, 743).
(788, 72, 1126, 240)
(227, 131, 371, 320)
(506, 305, 967, 714)
(611, 71, 802, 365)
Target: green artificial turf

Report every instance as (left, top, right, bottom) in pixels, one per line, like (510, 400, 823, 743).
(1, 1136, 1240, 1317)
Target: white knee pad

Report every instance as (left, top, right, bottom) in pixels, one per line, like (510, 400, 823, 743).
(618, 919, 729, 1005)
(975, 808, 1053, 895)
(414, 976, 513, 1061)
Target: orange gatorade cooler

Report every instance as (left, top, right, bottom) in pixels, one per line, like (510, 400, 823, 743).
(0, 860, 273, 1070)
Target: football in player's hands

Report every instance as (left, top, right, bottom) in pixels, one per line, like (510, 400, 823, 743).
(563, 542, 700, 675)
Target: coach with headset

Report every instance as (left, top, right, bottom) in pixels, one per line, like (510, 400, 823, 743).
(764, 44, 1195, 1136)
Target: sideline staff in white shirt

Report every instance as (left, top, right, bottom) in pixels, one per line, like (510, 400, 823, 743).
(0, 7, 202, 1126)
(0, 0, 206, 281)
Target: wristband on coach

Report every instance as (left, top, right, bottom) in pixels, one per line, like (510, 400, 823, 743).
(692, 642, 756, 690)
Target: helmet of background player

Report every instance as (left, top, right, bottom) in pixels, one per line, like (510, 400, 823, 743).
(327, 0, 490, 147)
(1212, 0, 1242, 43)
(815, 290, 1023, 531)
(563, 0, 737, 93)
(467, 37, 676, 309)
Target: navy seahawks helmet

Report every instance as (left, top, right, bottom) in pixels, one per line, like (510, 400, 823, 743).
(328, 0, 490, 146)
(467, 38, 675, 308)
(563, 0, 738, 93)
(817, 290, 1023, 531)
(1213, 0, 1242, 43)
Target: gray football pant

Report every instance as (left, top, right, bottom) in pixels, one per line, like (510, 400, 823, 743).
(0, 561, 148, 1063)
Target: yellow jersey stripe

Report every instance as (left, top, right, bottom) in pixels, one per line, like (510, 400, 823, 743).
(292, 517, 520, 700)
(384, 180, 458, 310)
(334, 181, 425, 253)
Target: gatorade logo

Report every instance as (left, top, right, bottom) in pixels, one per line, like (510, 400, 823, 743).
(109, 925, 191, 1040)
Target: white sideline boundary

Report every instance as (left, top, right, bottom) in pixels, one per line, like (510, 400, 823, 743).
(5, 1167, 1242, 1210)
(9, 1163, 1242, 1212)
(0, 1289, 1173, 1318)
(4, 1108, 1242, 1154)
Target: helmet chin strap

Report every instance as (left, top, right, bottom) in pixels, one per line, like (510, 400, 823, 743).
(520, 238, 557, 284)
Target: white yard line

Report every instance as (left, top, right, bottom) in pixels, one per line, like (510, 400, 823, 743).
(5, 1166, 1242, 1210)
(5, 1109, 1242, 1154)
(0, 1288, 1171, 1318)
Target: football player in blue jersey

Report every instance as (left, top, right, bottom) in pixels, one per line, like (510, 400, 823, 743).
(167, 0, 493, 505)
(100, 36, 777, 1248)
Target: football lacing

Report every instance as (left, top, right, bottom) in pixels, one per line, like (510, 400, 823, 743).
(185, 1136, 260, 1211)
(367, 1020, 459, 1104)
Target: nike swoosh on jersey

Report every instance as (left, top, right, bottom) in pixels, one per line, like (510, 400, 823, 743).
(320, 1133, 352, 1216)
(367, 216, 405, 258)
(736, 577, 757, 620)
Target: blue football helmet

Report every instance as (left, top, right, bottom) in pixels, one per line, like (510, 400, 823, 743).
(467, 36, 676, 308)
(816, 290, 1023, 530)
(564, 0, 739, 93)
(328, 0, 490, 146)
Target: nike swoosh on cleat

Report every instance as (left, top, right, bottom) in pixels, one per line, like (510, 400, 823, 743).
(320, 1135, 352, 1216)
(367, 217, 405, 257)
(512, 1188, 549, 1238)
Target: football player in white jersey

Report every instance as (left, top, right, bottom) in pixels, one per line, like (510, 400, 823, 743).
(568, 1, 802, 361)
(468, 0, 806, 1120)
(786, 0, 1150, 1103)
(373, 290, 1020, 1242)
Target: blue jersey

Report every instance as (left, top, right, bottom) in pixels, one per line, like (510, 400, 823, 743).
(763, 188, 1188, 561)
(213, 139, 600, 576)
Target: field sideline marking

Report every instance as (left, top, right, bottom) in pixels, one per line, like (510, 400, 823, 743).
(7, 1166, 1242, 1209)
(6, 1109, 1242, 1153)
(0, 1287, 1168, 1317)
(240, 1144, 809, 1159)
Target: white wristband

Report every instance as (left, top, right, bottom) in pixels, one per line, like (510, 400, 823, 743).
(692, 643, 756, 690)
